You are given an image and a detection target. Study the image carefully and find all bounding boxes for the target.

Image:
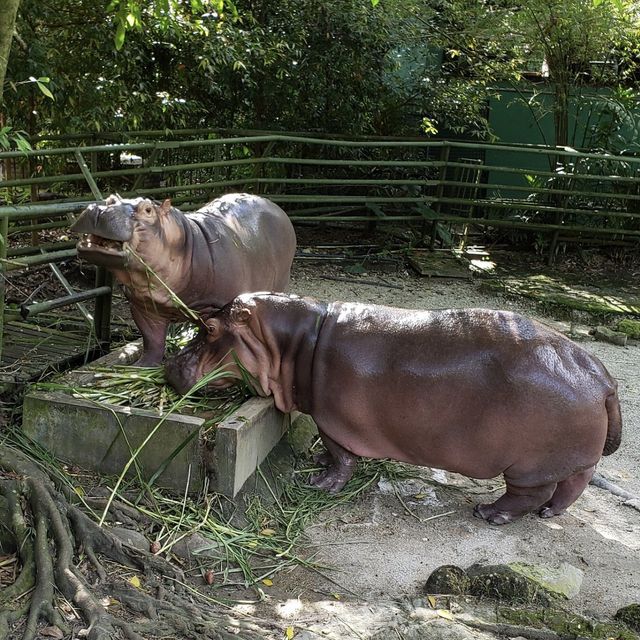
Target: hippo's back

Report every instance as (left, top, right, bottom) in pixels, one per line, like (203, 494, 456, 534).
(311, 303, 617, 476)
(189, 193, 295, 250)
(185, 193, 296, 298)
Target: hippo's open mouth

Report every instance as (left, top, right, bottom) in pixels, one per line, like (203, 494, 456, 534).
(76, 233, 128, 266)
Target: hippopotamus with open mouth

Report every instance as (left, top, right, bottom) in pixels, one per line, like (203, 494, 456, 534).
(164, 292, 622, 525)
(71, 194, 296, 365)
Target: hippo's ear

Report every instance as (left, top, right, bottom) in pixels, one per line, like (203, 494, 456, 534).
(204, 318, 223, 342)
(230, 307, 252, 325)
(159, 199, 172, 216)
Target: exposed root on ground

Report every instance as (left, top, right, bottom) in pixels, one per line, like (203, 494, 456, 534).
(0, 446, 276, 640)
(590, 472, 640, 512)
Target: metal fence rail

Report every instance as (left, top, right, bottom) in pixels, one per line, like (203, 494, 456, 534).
(1, 130, 639, 359)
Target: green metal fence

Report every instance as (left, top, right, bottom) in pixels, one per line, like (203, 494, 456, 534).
(1, 130, 639, 360)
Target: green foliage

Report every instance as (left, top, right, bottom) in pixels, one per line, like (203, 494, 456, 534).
(5, 0, 638, 147)
(410, 0, 640, 147)
(0, 126, 31, 152)
(6, 0, 421, 137)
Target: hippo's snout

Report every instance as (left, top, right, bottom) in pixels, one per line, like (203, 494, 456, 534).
(71, 203, 135, 242)
(165, 352, 199, 396)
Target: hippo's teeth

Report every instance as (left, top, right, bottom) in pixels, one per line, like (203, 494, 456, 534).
(78, 234, 124, 252)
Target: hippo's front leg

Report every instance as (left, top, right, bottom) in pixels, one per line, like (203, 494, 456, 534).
(130, 306, 169, 366)
(310, 430, 358, 493)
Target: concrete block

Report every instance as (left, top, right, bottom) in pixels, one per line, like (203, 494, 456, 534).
(214, 397, 289, 497)
(22, 342, 288, 497)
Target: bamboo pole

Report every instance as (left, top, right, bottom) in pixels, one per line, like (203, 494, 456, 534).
(9, 240, 76, 257)
(3, 155, 638, 189)
(0, 214, 8, 361)
(433, 196, 640, 220)
(74, 150, 103, 200)
(3, 133, 638, 166)
(0, 201, 95, 221)
(3, 248, 78, 271)
(20, 286, 112, 318)
(9, 220, 72, 235)
(289, 212, 640, 236)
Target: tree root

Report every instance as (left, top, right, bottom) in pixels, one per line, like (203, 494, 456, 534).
(110, 583, 272, 639)
(0, 479, 35, 607)
(83, 496, 152, 529)
(590, 472, 640, 512)
(22, 507, 69, 640)
(462, 618, 581, 640)
(0, 445, 278, 640)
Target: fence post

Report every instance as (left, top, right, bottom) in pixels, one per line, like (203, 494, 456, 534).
(29, 156, 40, 247)
(92, 267, 112, 349)
(90, 133, 98, 176)
(430, 143, 450, 249)
(0, 215, 7, 362)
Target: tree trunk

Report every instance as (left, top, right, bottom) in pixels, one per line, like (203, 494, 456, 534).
(0, 0, 20, 106)
(553, 79, 569, 149)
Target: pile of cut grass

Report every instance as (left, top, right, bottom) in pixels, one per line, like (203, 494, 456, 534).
(31, 323, 248, 434)
(34, 365, 248, 435)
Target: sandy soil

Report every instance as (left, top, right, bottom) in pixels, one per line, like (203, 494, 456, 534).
(244, 255, 640, 637)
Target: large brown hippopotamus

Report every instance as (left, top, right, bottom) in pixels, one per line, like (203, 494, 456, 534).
(70, 194, 296, 365)
(164, 292, 622, 525)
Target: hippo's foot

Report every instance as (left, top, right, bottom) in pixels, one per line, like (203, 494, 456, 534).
(473, 481, 557, 525)
(473, 503, 515, 526)
(310, 430, 358, 493)
(538, 466, 596, 519)
(309, 464, 354, 494)
(538, 506, 561, 519)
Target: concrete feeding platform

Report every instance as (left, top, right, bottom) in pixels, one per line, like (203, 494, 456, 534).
(21, 342, 288, 496)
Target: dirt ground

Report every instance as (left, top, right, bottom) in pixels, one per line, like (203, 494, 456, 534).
(7, 234, 639, 638)
(239, 250, 640, 638)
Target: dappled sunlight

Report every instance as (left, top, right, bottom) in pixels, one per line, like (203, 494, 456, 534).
(232, 602, 257, 617)
(569, 491, 640, 551)
(275, 598, 304, 618)
(408, 245, 497, 278)
(265, 597, 447, 639)
(487, 273, 640, 315)
(115, 341, 142, 364)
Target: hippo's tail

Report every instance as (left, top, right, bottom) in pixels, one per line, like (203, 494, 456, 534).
(603, 393, 622, 456)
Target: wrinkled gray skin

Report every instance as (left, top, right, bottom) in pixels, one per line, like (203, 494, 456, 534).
(165, 292, 622, 525)
(71, 194, 296, 365)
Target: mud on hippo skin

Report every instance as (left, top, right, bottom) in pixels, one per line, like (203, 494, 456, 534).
(71, 193, 296, 366)
(164, 292, 622, 526)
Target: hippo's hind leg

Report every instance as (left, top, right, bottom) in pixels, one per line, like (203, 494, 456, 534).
(310, 430, 357, 494)
(473, 479, 557, 525)
(539, 466, 595, 518)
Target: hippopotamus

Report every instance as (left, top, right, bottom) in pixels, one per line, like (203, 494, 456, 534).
(164, 292, 622, 525)
(70, 194, 296, 365)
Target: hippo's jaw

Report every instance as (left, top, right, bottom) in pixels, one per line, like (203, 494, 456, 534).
(72, 201, 136, 267)
(76, 234, 129, 268)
